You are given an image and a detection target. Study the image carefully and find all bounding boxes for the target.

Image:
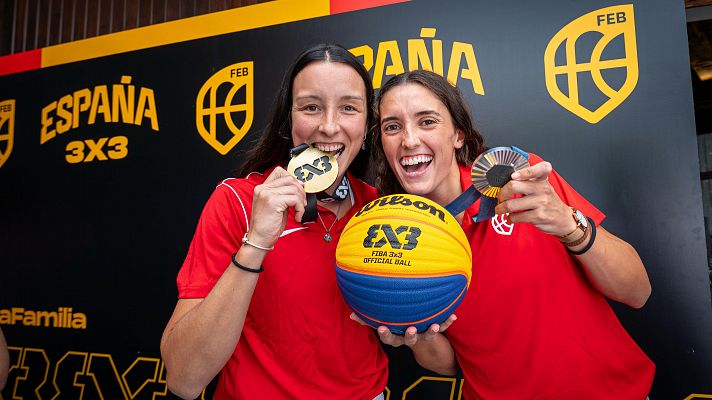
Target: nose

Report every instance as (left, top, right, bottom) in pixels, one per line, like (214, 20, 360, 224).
(318, 110, 339, 136)
(402, 127, 420, 149)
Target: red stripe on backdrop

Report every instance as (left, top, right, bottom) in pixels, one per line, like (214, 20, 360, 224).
(330, 0, 409, 15)
(0, 49, 42, 76)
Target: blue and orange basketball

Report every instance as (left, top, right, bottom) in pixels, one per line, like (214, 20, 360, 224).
(335, 194, 472, 334)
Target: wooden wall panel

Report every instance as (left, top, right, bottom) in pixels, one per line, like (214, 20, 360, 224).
(152, 0, 166, 25)
(37, 1, 49, 48)
(0, 0, 276, 56)
(48, 0, 60, 45)
(0, 1, 11, 55)
(137, 0, 152, 28)
(12, 0, 26, 53)
(687, 0, 712, 7)
(98, 0, 112, 35)
(59, 0, 73, 43)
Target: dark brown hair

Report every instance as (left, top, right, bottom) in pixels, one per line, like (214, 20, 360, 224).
(371, 69, 486, 195)
(237, 44, 375, 179)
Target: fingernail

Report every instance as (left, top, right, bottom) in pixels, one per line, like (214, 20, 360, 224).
(512, 172, 520, 179)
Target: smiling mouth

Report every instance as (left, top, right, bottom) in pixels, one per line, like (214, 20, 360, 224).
(400, 155, 433, 173)
(314, 143, 345, 157)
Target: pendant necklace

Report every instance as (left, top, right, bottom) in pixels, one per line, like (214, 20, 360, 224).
(317, 200, 343, 243)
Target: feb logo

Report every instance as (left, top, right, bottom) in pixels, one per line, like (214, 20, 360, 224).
(0, 99, 15, 169)
(196, 61, 254, 155)
(544, 4, 638, 124)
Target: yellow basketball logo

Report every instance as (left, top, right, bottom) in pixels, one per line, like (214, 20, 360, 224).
(0, 99, 15, 169)
(196, 62, 254, 155)
(363, 224, 421, 250)
(544, 5, 638, 124)
(287, 146, 339, 193)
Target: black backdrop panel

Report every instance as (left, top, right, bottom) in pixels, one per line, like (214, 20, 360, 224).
(1, 1, 710, 399)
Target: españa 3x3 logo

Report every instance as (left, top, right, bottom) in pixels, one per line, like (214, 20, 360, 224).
(39, 75, 160, 164)
(544, 4, 638, 124)
(196, 62, 254, 155)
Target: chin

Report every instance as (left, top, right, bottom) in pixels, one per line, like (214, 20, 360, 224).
(400, 182, 431, 198)
(339, 152, 357, 170)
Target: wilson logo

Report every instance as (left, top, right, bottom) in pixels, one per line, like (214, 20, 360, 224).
(293, 155, 333, 183)
(196, 61, 254, 155)
(363, 224, 421, 250)
(0, 99, 15, 169)
(355, 195, 446, 223)
(544, 4, 638, 124)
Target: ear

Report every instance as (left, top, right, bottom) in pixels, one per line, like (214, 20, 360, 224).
(454, 129, 465, 149)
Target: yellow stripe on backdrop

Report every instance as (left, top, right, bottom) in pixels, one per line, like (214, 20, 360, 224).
(41, 0, 330, 69)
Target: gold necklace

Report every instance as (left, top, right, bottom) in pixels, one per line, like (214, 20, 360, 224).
(317, 200, 343, 243)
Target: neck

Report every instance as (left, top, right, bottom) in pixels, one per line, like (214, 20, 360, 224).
(430, 163, 464, 208)
(324, 172, 346, 197)
(319, 196, 351, 218)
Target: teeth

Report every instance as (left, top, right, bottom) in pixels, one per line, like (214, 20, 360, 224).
(315, 143, 344, 153)
(400, 155, 433, 166)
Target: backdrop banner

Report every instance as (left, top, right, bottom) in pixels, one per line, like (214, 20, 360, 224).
(1, 0, 709, 398)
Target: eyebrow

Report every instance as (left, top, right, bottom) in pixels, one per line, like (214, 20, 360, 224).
(341, 95, 364, 102)
(294, 94, 364, 102)
(380, 116, 400, 124)
(415, 110, 442, 118)
(380, 110, 442, 124)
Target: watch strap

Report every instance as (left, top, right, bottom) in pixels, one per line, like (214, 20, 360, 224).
(557, 207, 585, 241)
(567, 217, 597, 255)
(561, 219, 591, 247)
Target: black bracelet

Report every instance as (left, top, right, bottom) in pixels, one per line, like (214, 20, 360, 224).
(567, 217, 597, 256)
(231, 252, 264, 273)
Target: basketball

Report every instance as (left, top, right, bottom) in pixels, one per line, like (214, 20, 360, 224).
(335, 194, 472, 334)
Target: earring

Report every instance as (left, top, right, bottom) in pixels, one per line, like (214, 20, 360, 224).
(361, 134, 367, 151)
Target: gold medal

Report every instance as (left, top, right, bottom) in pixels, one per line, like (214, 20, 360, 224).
(471, 147, 529, 198)
(287, 146, 339, 193)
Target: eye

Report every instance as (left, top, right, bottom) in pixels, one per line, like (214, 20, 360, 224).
(342, 104, 362, 113)
(305, 104, 319, 112)
(382, 123, 401, 134)
(421, 118, 437, 126)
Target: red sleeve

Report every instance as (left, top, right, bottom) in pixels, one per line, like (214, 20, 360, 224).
(528, 153, 605, 225)
(176, 179, 252, 299)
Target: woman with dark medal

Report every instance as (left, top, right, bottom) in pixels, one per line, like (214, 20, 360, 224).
(370, 70, 655, 399)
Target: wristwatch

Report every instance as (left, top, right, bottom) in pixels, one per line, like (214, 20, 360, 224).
(558, 208, 589, 246)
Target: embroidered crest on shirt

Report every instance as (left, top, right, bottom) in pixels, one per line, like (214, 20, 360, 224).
(491, 213, 514, 235)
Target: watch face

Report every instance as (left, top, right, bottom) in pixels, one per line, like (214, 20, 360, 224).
(574, 209, 588, 228)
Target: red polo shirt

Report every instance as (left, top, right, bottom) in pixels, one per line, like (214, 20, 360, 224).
(177, 167, 388, 399)
(447, 155, 654, 399)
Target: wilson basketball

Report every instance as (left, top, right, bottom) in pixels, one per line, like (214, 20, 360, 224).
(335, 194, 472, 334)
